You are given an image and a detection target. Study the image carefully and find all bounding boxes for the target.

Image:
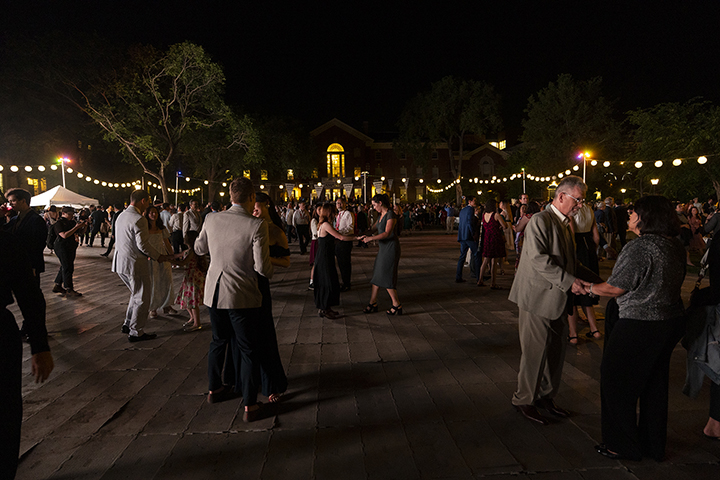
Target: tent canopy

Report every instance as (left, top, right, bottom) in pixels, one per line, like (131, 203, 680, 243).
(30, 185, 100, 209)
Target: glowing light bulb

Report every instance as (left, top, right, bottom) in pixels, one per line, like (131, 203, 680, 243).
(698, 156, 708, 164)
(655, 160, 663, 168)
(635, 162, 643, 168)
(25, 166, 33, 172)
(10, 165, 18, 172)
(572, 165, 579, 171)
(590, 160, 597, 166)
(603, 161, 611, 167)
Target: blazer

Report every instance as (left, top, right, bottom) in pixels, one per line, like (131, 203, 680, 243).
(3, 209, 48, 274)
(111, 205, 163, 277)
(195, 205, 273, 309)
(508, 208, 578, 319)
(456, 205, 478, 242)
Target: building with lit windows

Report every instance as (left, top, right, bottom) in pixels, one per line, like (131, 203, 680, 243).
(267, 118, 509, 203)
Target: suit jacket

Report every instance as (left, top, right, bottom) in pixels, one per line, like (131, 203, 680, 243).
(111, 205, 163, 277)
(195, 205, 273, 309)
(508, 208, 578, 319)
(3, 209, 48, 274)
(456, 205, 478, 242)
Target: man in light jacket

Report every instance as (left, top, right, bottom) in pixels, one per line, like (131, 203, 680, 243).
(195, 177, 275, 422)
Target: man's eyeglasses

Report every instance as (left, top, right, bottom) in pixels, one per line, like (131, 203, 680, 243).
(564, 192, 585, 205)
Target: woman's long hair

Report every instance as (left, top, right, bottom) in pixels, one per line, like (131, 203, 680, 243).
(144, 205, 164, 230)
(318, 203, 336, 225)
(256, 192, 284, 230)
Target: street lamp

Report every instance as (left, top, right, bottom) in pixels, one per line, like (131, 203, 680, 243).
(57, 157, 70, 188)
(577, 151, 591, 182)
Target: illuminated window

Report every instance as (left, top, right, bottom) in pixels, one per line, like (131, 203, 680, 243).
(312, 168, 318, 178)
(261, 170, 268, 180)
(354, 166, 361, 177)
(415, 186, 424, 201)
(87, 144, 92, 150)
(287, 169, 294, 180)
(489, 142, 498, 148)
(326, 143, 345, 177)
(243, 170, 251, 178)
(400, 186, 407, 200)
(499, 140, 507, 150)
(77, 140, 82, 149)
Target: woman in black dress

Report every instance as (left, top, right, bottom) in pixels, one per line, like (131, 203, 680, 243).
(314, 203, 355, 319)
(251, 192, 289, 402)
(359, 194, 402, 315)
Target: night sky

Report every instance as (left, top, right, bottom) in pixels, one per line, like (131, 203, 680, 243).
(4, 1, 720, 137)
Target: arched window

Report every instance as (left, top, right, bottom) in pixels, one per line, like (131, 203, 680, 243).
(327, 143, 345, 178)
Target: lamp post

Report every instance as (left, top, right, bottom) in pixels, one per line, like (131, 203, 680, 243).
(58, 157, 69, 188)
(577, 151, 591, 182)
(650, 178, 659, 194)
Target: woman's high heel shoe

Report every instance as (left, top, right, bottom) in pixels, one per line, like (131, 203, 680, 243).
(386, 305, 403, 316)
(363, 302, 378, 313)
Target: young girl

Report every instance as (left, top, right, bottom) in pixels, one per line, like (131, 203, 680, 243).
(175, 235, 207, 331)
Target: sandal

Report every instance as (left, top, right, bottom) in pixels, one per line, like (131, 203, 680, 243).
(568, 336, 579, 345)
(490, 285, 503, 290)
(477, 281, 485, 287)
(586, 330, 602, 339)
(268, 393, 284, 403)
(182, 320, 194, 328)
(386, 305, 403, 316)
(363, 302, 378, 313)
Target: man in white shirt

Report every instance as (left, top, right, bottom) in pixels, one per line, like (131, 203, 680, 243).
(335, 198, 355, 291)
(292, 201, 311, 255)
(285, 202, 296, 243)
(183, 199, 203, 246)
(168, 203, 186, 254)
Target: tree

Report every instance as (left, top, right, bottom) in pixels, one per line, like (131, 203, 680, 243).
(515, 74, 622, 177)
(627, 99, 720, 201)
(182, 111, 261, 201)
(70, 42, 228, 202)
(398, 76, 502, 203)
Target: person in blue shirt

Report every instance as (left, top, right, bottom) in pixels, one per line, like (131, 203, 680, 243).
(455, 196, 480, 283)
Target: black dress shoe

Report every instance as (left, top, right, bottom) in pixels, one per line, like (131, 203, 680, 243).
(128, 332, 157, 342)
(595, 444, 641, 461)
(455, 278, 467, 283)
(121, 325, 130, 334)
(535, 398, 570, 418)
(243, 402, 264, 422)
(514, 404, 550, 425)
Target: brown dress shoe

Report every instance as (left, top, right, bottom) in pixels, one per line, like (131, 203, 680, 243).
(535, 398, 570, 418)
(514, 404, 550, 425)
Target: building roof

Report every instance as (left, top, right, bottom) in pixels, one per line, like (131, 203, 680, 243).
(310, 118, 374, 145)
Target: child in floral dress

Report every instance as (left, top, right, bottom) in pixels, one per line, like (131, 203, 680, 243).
(175, 237, 208, 332)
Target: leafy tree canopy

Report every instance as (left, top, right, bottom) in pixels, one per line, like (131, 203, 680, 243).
(515, 74, 622, 176)
(397, 76, 502, 203)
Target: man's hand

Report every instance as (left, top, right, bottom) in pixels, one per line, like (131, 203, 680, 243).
(571, 278, 591, 295)
(31, 351, 54, 383)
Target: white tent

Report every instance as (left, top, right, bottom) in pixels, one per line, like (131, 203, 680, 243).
(30, 185, 100, 209)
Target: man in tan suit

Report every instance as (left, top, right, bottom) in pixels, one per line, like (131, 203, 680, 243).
(195, 177, 273, 422)
(508, 175, 591, 425)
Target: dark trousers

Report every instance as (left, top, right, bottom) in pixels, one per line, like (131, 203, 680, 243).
(601, 315, 685, 461)
(335, 240, 353, 287)
(54, 242, 77, 290)
(171, 230, 185, 254)
(296, 224, 311, 254)
(89, 227, 106, 247)
(103, 235, 115, 256)
(286, 224, 296, 243)
(711, 381, 720, 422)
(207, 305, 262, 405)
(456, 240, 480, 280)
(0, 310, 23, 480)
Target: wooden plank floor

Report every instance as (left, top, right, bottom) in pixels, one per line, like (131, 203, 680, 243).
(10, 232, 720, 479)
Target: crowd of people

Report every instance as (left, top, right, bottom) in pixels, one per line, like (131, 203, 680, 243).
(2, 177, 720, 477)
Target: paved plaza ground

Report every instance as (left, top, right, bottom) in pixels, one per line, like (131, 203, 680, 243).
(11, 231, 720, 479)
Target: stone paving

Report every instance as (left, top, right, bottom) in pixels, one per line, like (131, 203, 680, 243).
(10, 231, 720, 479)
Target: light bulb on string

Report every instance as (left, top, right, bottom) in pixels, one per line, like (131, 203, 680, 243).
(698, 156, 708, 164)
(655, 160, 663, 168)
(673, 159, 682, 166)
(635, 162, 643, 168)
